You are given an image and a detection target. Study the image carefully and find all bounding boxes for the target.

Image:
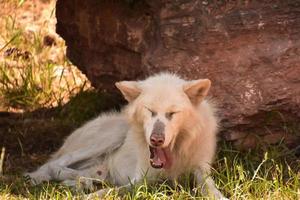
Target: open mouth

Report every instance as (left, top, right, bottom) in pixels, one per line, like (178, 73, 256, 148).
(149, 146, 172, 169)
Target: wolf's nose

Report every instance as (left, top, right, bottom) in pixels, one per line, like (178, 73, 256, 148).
(150, 134, 165, 146)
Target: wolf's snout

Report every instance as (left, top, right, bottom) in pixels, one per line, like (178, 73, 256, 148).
(150, 120, 165, 146)
(150, 133, 165, 146)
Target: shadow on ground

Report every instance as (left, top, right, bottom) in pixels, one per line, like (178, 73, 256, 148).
(0, 90, 123, 174)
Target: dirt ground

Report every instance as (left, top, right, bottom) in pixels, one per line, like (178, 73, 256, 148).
(0, 110, 73, 173)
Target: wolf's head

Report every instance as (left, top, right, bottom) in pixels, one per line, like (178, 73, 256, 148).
(115, 73, 211, 169)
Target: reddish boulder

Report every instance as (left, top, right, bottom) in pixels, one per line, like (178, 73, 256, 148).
(56, 0, 300, 146)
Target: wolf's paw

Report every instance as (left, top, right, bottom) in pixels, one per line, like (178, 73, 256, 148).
(23, 171, 51, 185)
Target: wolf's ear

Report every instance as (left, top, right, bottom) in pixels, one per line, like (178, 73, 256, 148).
(183, 79, 211, 105)
(115, 81, 141, 102)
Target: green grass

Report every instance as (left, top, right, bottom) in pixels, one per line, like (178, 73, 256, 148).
(0, 143, 299, 200)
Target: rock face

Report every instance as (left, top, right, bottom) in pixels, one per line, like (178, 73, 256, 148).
(56, 0, 300, 147)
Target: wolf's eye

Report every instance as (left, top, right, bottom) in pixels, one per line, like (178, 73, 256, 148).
(145, 107, 157, 117)
(165, 112, 176, 120)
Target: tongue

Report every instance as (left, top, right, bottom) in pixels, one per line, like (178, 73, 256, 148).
(153, 148, 166, 166)
(150, 147, 172, 169)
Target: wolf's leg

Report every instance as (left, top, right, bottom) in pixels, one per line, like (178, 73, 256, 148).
(51, 164, 108, 190)
(25, 163, 85, 185)
(27, 163, 103, 191)
(194, 169, 228, 200)
(25, 160, 84, 185)
(25, 145, 102, 184)
(48, 165, 85, 180)
(49, 144, 104, 167)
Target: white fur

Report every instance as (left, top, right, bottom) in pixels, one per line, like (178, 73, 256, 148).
(25, 73, 227, 199)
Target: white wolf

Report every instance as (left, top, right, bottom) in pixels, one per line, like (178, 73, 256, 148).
(26, 73, 227, 199)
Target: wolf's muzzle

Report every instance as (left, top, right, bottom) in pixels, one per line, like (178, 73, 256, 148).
(150, 119, 165, 147)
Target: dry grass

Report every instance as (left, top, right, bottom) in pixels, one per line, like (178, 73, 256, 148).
(0, 0, 91, 112)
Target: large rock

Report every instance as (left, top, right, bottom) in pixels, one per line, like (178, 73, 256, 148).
(56, 0, 300, 146)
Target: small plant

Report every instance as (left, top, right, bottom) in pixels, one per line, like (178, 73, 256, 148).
(0, 61, 54, 111)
